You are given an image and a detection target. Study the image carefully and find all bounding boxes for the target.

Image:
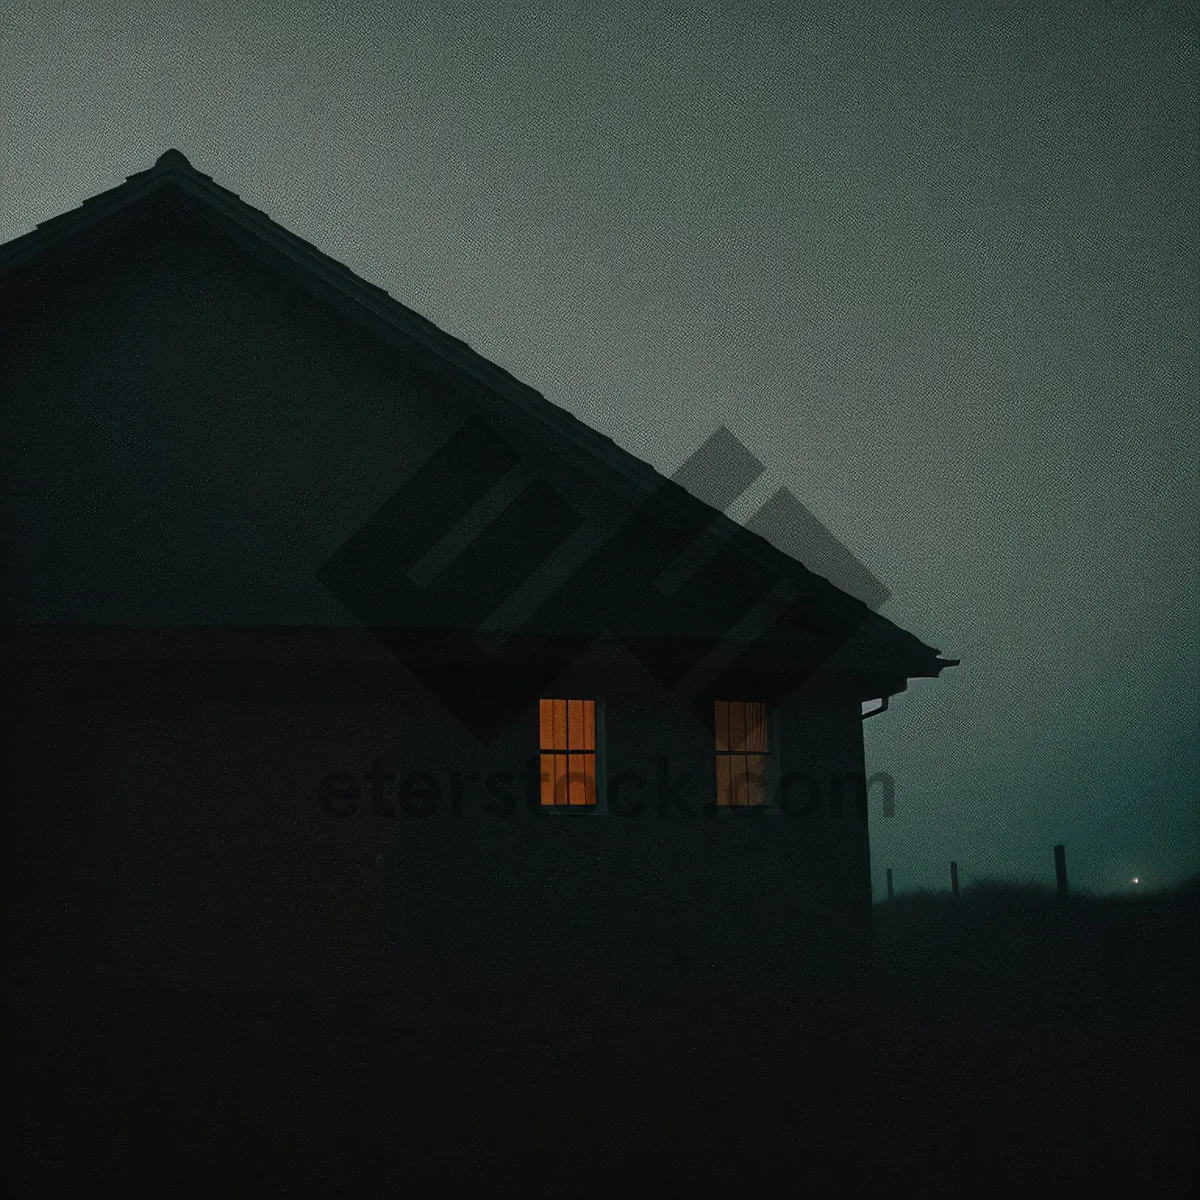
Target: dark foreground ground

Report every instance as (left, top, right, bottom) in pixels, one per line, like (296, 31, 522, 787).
(7, 879, 1198, 1195)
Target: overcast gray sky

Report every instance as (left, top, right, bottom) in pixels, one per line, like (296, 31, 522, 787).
(2, 0, 1196, 896)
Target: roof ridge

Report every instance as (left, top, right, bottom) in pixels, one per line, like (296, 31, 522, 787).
(154, 148, 191, 170)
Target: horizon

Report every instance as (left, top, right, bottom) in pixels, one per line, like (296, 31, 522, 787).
(1, 0, 1196, 897)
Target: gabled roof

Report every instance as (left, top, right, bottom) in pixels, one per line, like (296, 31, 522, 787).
(0, 148, 957, 687)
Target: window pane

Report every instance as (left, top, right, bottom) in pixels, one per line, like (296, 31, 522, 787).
(742, 753, 768, 806)
(539, 699, 554, 752)
(583, 700, 595, 751)
(728, 702, 746, 753)
(568, 699, 584, 752)
(540, 752, 557, 807)
(568, 752, 586, 805)
(556, 751, 569, 804)
(744, 702, 768, 753)
(730, 754, 746, 806)
(553, 699, 567, 753)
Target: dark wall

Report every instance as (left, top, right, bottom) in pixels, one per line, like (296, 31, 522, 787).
(5, 646, 871, 993)
(2, 200, 873, 991)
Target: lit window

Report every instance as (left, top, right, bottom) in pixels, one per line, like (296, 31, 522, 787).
(539, 699, 597, 807)
(715, 700, 769, 806)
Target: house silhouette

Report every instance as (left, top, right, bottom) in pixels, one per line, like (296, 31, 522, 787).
(1, 149, 956, 992)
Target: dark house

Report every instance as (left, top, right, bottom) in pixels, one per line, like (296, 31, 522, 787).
(2, 150, 955, 994)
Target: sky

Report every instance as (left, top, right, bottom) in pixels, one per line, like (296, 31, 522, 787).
(1, 0, 1196, 897)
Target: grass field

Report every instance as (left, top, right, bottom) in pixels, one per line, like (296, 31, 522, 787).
(8, 878, 1198, 1194)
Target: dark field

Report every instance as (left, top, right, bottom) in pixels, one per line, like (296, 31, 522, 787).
(8, 879, 1198, 1195)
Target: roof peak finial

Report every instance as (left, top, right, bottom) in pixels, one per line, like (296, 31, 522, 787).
(155, 148, 191, 169)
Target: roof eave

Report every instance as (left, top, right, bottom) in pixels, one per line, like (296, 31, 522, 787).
(0, 150, 955, 682)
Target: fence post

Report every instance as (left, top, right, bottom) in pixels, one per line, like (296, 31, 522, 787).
(1054, 845, 1067, 899)
(886, 868, 894, 903)
(950, 861, 959, 897)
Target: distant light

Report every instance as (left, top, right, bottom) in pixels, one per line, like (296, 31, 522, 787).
(1132, 877, 1139, 885)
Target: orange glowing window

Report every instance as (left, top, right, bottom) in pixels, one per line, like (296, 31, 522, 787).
(714, 700, 769, 806)
(539, 699, 597, 807)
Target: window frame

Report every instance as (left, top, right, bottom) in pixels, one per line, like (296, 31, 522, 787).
(538, 696, 605, 813)
(713, 698, 776, 810)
